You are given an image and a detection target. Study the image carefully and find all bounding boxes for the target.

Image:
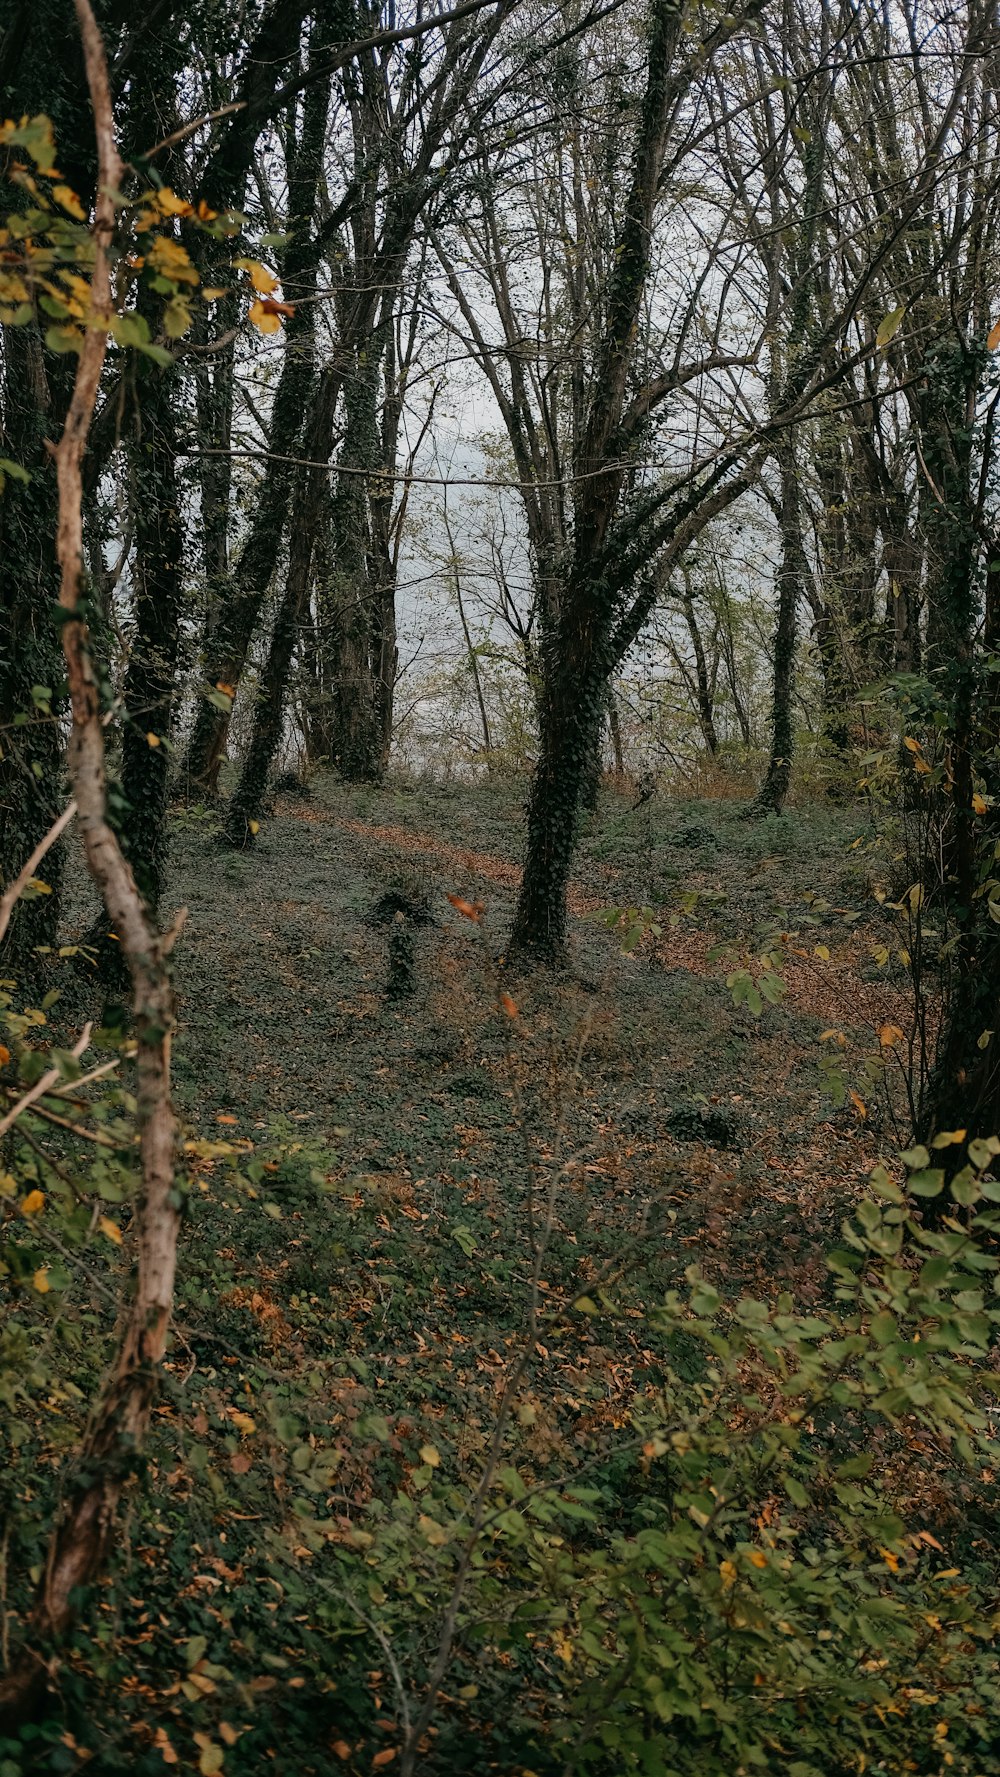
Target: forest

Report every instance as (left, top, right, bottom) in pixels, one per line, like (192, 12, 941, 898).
(3, 0, 1000, 1770)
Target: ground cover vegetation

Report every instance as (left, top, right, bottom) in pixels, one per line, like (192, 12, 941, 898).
(3, 0, 1000, 1771)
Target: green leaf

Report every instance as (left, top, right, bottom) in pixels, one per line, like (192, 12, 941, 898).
(110, 310, 151, 348)
(876, 305, 905, 347)
(899, 1145, 930, 1170)
(137, 341, 174, 366)
(950, 1168, 981, 1207)
(907, 1168, 945, 1197)
(45, 324, 82, 355)
(690, 1283, 720, 1316)
(0, 456, 30, 493)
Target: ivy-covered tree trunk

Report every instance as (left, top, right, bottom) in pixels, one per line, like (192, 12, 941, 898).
(918, 343, 985, 1172)
(117, 357, 184, 917)
(509, 639, 606, 965)
(311, 318, 402, 783)
(0, 1, 101, 976)
(0, 325, 66, 975)
(754, 442, 804, 814)
(806, 587, 851, 756)
(314, 347, 383, 779)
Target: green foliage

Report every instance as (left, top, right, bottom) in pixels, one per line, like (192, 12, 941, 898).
(591, 902, 663, 952)
(6, 987, 1000, 1775)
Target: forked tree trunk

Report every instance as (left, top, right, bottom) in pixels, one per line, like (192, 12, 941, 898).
(181, 40, 332, 794)
(225, 368, 340, 845)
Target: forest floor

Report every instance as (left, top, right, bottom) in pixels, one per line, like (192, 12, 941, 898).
(165, 771, 895, 1302)
(16, 775, 945, 1775)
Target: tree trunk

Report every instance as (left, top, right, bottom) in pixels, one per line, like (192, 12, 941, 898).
(117, 354, 183, 919)
(225, 369, 339, 844)
(682, 579, 720, 755)
(0, 6, 181, 1720)
(0, 325, 66, 977)
(313, 343, 391, 782)
(609, 692, 625, 777)
(806, 586, 852, 755)
(915, 344, 983, 1199)
(509, 594, 605, 964)
(181, 41, 331, 794)
(754, 443, 804, 814)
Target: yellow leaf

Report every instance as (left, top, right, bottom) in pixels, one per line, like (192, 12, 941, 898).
(903, 736, 922, 753)
(216, 1113, 238, 1124)
(372, 1753, 397, 1770)
(934, 1568, 961, 1580)
(0, 1044, 10, 1066)
(32, 1267, 50, 1293)
(331, 1745, 352, 1763)
(814, 944, 830, 961)
(849, 1089, 867, 1120)
(248, 819, 260, 834)
(146, 235, 199, 286)
(21, 1189, 45, 1216)
(719, 1559, 737, 1589)
(146, 731, 161, 747)
(417, 1513, 449, 1546)
(155, 188, 193, 217)
(198, 1747, 224, 1776)
(878, 1023, 904, 1049)
(419, 1444, 440, 1468)
(248, 298, 282, 334)
(989, 318, 1000, 351)
(879, 1546, 900, 1572)
(98, 1215, 122, 1245)
(747, 1549, 768, 1569)
(551, 1634, 573, 1666)
(972, 791, 988, 814)
(935, 1722, 949, 1738)
(52, 184, 86, 219)
(0, 1172, 16, 1198)
(499, 991, 519, 1018)
(230, 1411, 257, 1436)
(234, 257, 279, 294)
(218, 1724, 240, 1748)
(163, 298, 193, 339)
